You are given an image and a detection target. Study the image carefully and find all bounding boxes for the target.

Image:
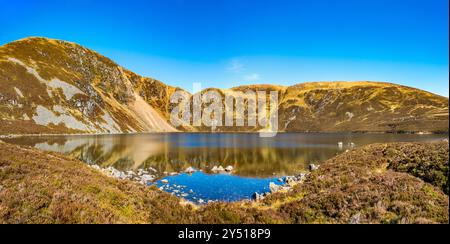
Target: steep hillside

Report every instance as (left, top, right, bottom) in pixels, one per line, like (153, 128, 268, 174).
(0, 37, 176, 135)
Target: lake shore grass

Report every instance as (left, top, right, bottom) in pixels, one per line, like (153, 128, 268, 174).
(0, 139, 448, 224)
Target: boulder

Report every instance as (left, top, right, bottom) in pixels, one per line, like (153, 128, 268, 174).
(269, 182, 281, 193)
(252, 192, 265, 201)
(211, 165, 225, 172)
(225, 165, 234, 172)
(184, 167, 197, 174)
(309, 164, 320, 171)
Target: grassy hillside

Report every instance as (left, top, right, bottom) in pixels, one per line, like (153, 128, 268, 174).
(278, 82, 449, 133)
(1, 140, 447, 224)
(170, 82, 449, 133)
(1, 37, 448, 135)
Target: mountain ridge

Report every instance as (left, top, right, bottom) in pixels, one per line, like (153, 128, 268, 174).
(0, 37, 448, 135)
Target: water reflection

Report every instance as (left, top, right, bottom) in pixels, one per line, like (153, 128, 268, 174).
(4, 133, 446, 178)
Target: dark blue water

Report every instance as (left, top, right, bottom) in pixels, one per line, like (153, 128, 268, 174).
(154, 172, 284, 203)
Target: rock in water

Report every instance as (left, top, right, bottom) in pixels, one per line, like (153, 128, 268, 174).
(140, 174, 154, 184)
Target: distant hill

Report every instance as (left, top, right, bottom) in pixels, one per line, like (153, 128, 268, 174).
(0, 37, 448, 135)
(277, 81, 448, 133)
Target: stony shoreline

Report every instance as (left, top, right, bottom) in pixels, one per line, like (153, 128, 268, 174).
(87, 162, 320, 204)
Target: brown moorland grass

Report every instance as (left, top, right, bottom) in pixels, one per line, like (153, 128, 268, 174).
(0, 140, 448, 224)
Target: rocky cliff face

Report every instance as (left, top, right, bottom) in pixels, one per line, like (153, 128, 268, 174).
(0, 37, 176, 134)
(0, 37, 448, 135)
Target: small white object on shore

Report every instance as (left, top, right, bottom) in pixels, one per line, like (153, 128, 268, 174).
(269, 182, 281, 193)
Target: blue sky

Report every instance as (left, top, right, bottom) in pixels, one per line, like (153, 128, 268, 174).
(0, 0, 448, 96)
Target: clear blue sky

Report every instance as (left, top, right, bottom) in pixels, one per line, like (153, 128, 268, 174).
(1, 0, 448, 96)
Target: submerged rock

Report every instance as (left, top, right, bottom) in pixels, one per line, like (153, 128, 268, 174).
(161, 179, 169, 184)
(140, 174, 154, 184)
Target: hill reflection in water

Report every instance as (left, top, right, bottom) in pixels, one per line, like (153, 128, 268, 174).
(5, 133, 446, 178)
